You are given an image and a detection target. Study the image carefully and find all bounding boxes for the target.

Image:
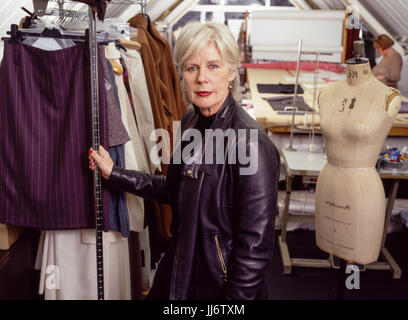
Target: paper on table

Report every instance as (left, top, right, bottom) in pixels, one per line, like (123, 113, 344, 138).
(284, 74, 316, 82)
(302, 83, 328, 89)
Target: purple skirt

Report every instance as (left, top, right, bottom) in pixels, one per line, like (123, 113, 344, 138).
(0, 40, 109, 231)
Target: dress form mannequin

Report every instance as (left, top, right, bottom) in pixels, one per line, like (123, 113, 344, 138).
(315, 44, 401, 264)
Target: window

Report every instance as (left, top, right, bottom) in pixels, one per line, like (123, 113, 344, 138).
(172, 11, 201, 31)
(172, 0, 294, 34)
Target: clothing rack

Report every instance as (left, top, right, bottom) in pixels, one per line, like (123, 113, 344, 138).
(4, 2, 107, 300)
(46, 0, 149, 22)
(5, 0, 150, 300)
(48, 0, 148, 7)
(4, 23, 108, 43)
(45, 7, 88, 21)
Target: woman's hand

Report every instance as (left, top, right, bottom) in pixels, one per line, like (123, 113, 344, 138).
(88, 145, 114, 180)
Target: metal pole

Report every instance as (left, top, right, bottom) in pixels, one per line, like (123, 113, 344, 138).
(309, 52, 320, 153)
(89, 6, 104, 300)
(141, 0, 147, 15)
(286, 38, 302, 152)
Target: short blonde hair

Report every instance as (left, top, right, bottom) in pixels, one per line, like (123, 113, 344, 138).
(373, 34, 394, 50)
(173, 22, 241, 103)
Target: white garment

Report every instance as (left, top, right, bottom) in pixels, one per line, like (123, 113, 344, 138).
(35, 229, 131, 300)
(105, 42, 158, 290)
(31, 37, 64, 51)
(105, 43, 151, 233)
(121, 43, 160, 175)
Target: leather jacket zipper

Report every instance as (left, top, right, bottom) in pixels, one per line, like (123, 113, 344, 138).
(214, 234, 228, 282)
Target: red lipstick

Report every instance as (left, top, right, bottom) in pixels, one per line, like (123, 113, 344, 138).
(196, 91, 212, 97)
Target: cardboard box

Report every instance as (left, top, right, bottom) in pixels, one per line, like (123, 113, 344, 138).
(0, 224, 25, 250)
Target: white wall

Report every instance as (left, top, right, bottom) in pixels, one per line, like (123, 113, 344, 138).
(250, 10, 345, 63)
(0, 0, 35, 61)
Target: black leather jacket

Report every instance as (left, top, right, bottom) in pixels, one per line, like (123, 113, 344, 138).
(108, 95, 280, 299)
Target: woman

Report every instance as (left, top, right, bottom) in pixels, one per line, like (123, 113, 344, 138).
(372, 34, 403, 89)
(90, 22, 280, 300)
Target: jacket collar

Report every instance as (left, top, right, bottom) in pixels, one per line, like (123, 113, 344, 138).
(127, 14, 166, 66)
(192, 94, 235, 128)
(180, 94, 237, 177)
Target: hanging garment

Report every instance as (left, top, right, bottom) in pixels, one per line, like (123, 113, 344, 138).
(102, 57, 131, 238)
(35, 229, 131, 300)
(127, 14, 187, 141)
(19, 38, 132, 300)
(128, 14, 188, 243)
(106, 43, 155, 296)
(73, 0, 111, 21)
(115, 42, 161, 285)
(120, 42, 160, 175)
(0, 40, 110, 231)
(22, 37, 76, 50)
(105, 43, 149, 233)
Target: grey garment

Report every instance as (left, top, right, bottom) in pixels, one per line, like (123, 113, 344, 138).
(106, 59, 130, 238)
(264, 95, 313, 112)
(372, 51, 403, 89)
(101, 57, 131, 147)
(22, 37, 76, 49)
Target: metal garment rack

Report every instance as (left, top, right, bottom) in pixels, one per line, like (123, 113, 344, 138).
(48, 0, 148, 9)
(87, 6, 105, 301)
(26, 0, 147, 300)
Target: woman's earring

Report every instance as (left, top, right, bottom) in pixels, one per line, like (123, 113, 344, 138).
(229, 82, 233, 89)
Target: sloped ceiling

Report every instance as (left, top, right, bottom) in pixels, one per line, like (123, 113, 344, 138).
(357, 0, 408, 40)
(292, 0, 408, 53)
(1, 0, 407, 56)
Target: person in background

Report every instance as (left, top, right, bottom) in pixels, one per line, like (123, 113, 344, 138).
(89, 21, 280, 300)
(372, 34, 403, 89)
